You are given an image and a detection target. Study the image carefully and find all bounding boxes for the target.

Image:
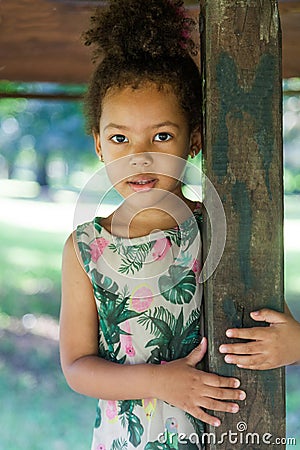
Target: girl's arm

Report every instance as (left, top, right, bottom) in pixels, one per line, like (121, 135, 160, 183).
(60, 233, 246, 427)
(219, 303, 300, 370)
(60, 233, 157, 401)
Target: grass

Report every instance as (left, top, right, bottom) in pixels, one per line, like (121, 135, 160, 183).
(0, 195, 299, 449)
(0, 198, 96, 450)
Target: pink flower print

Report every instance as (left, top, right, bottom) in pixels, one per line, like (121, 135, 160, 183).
(96, 445, 106, 450)
(120, 320, 136, 358)
(131, 286, 154, 312)
(192, 258, 200, 274)
(105, 400, 118, 422)
(90, 238, 109, 263)
(152, 238, 171, 261)
(192, 259, 202, 282)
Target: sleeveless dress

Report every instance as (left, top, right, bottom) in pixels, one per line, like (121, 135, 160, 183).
(76, 205, 204, 450)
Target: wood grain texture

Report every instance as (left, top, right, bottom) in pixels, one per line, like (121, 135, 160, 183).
(200, 0, 285, 448)
(0, 0, 299, 84)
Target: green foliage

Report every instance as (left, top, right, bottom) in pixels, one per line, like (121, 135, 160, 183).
(159, 266, 196, 304)
(109, 241, 155, 275)
(111, 438, 128, 450)
(95, 404, 102, 428)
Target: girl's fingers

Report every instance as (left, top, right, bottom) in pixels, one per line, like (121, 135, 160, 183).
(250, 309, 287, 324)
(203, 386, 246, 402)
(201, 372, 241, 389)
(200, 397, 240, 414)
(219, 341, 263, 356)
(188, 407, 221, 428)
(222, 353, 267, 369)
(225, 326, 269, 341)
(186, 337, 207, 366)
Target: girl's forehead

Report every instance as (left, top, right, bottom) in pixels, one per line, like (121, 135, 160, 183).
(101, 83, 186, 122)
(104, 82, 173, 103)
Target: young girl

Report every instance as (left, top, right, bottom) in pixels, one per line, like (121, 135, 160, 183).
(60, 1, 300, 449)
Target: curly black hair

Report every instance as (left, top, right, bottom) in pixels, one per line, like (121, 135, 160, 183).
(83, 0, 202, 134)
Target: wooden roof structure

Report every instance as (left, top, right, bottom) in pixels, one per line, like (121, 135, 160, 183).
(0, 0, 299, 86)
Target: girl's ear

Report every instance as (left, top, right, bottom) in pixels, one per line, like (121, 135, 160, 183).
(93, 130, 103, 161)
(189, 126, 202, 158)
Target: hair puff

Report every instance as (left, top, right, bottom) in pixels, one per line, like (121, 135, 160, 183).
(83, 0, 202, 135)
(83, 0, 197, 61)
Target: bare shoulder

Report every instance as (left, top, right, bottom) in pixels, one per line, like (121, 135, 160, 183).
(60, 230, 99, 371)
(63, 231, 85, 272)
(61, 230, 92, 295)
(63, 231, 78, 260)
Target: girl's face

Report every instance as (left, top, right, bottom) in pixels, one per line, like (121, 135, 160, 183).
(94, 83, 201, 207)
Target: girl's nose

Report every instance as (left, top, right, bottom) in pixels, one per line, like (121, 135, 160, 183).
(129, 152, 153, 168)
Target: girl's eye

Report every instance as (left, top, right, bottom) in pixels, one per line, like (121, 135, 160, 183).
(154, 132, 173, 142)
(111, 134, 129, 144)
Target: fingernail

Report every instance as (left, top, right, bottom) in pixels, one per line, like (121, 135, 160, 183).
(200, 337, 205, 344)
(226, 330, 233, 337)
(232, 405, 239, 413)
(240, 391, 246, 400)
(225, 355, 233, 363)
(219, 345, 227, 353)
(251, 311, 260, 316)
(214, 420, 221, 427)
(234, 379, 240, 388)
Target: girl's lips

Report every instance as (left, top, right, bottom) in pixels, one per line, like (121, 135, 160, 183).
(128, 178, 157, 192)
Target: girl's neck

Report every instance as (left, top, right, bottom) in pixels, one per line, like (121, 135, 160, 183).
(101, 195, 199, 239)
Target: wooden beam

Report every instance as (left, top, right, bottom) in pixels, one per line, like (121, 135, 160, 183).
(0, 0, 299, 85)
(200, 0, 285, 448)
(0, 0, 95, 84)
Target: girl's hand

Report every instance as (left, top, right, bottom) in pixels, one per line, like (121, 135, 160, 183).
(219, 307, 300, 370)
(156, 337, 246, 427)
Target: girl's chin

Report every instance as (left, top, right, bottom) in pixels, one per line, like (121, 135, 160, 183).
(121, 189, 172, 208)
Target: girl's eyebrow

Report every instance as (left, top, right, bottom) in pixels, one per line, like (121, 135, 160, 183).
(104, 121, 179, 132)
(104, 123, 130, 132)
(152, 121, 179, 129)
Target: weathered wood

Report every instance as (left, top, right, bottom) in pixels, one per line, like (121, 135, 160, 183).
(200, 1, 285, 448)
(0, 0, 95, 84)
(0, 0, 299, 85)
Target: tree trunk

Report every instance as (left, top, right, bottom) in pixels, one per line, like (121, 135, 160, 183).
(199, 1, 285, 448)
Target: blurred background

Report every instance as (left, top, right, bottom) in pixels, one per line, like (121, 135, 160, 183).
(0, 78, 299, 450)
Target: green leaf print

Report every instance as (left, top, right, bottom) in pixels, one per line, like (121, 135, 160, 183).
(180, 215, 199, 249)
(111, 438, 128, 450)
(127, 412, 144, 447)
(116, 401, 144, 447)
(109, 241, 154, 274)
(91, 269, 119, 303)
(145, 442, 172, 450)
(93, 218, 102, 234)
(139, 306, 201, 363)
(165, 214, 200, 250)
(100, 296, 141, 347)
(164, 227, 181, 247)
(185, 413, 205, 449)
(77, 241, 92, 271)
(91, 270, 141, 354)
(138, 307, 176, 337)
(174, 309, 184, 336)
(158, 266, 196, 304)
(94, 404, 102, 428)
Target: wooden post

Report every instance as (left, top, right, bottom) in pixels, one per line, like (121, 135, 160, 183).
(199, 0, 285, 448)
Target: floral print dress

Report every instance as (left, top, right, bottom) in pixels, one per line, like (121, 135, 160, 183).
(76, 205, 204, 450)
